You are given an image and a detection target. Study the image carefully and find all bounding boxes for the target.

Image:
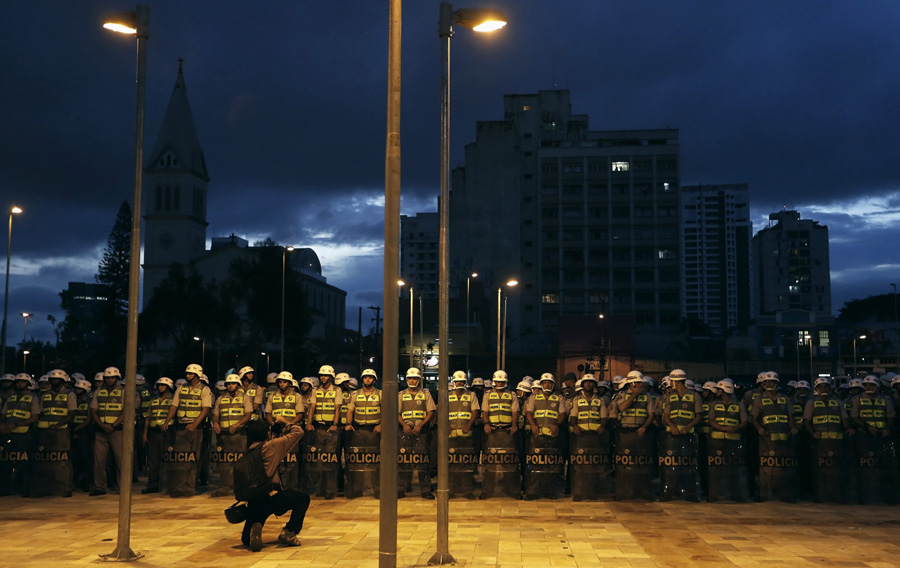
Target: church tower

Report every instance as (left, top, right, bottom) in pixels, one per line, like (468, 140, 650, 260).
(142, 62, 209, 307)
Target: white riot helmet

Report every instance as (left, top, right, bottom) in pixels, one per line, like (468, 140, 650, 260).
(290, 377, 299, 389)
(48, 369, 68, 381)
(892, 376, 900, 388)
(848, 378, 863, 389)
(71, 372, 86, 382)
(756, 372, 767, 384)
(452, 370, 468, 386)
(175, 378, 188, 388)
(276, 371, 294, 384)
(796, 380, 810, 390)
(238, 366, 255, 379)
(225, 374, 242, 385)
(348, 378, 358, 389)
(75, 379, 93, 392)
(787, 380, 798, 389)
(814, 377, 832, 389)
(492, 370, 508, 383)
(361, 369, 378, 380)
(702, 381, 718, 392)
(215, 380, 226, 391)
(135, 374, 146, 386)
(156, 377, 174, 390)
(581, 373, 597, 384)
(470, 377, 484, 387)
(104, 367, 121, 379)
(199, 373, 210, 385)
(266, 372, 278, 385)
(94, 372, 105, 382)
(625, 370, 644, 384)
(669, 369, 687, 381)
(318, 365, 335, 377)
(0, 373, 14, 383)
(334, 372, 351, 386)
(716, 379, 735, 394)
(516, 381, 532, 393)
(185, 363, 203, 375)
(598, 380, 610, 390)
(539, 373, 555, 386)
(406, 367, 422, 386)
(862, 374, 879, 387)
(300, 376, 318, 389)
(484, 380, 493, 389)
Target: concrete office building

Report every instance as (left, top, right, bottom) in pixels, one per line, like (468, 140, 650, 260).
(400, 212, 439, 300)
(681, 184, 753, 336)
(449, 90, 681, 355)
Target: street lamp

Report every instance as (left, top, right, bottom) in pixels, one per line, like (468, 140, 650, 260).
(805, 334, 813, 382)
(101, 5, 147, 561)
(193, 336, 206, 369)
(599, 314, 606, 379)
(853, 334, 867, 378)
(892, 283, 898, 373)
(281, 245, 294, 370)
(435, 4, 506, 565)
(398, 280, 414, 369)
(21, 312, 32, 342)
(261, 352, 269, 377)
(1, 205, 23, 374)
(465, 272, 477, 376)
(22, 349, 29, 372)
(495, 279, 518, 370)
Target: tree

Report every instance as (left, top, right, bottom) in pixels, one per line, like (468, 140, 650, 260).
(96, 201, 132, 316)
(139, 265, 234, 378)
(838, 293, 898, 323)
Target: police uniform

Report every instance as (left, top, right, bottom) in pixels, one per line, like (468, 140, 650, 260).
(447, 388, 480, 498)
(212, 388, 253, 496)
(707, 397, 749, 502)
(524, 391, 566, 499)
(266, 387, 305, 491)
(850, 389, 897, 504)
(612, 384, 656, 500)
(569, 391, 612, 500)
(91, 382, 131, 494)
(71, 389, 93, 492)
(29, 382, 75, 497)
(659, 387, 701, 501)
(307, 383, 343, 498)
(168, 381, 213, 497)
(751, 390, 798, 502)
(1, 386, 40, 496)
(398, 386, 436, 498)
(345, 387, 382, 498)
(143, 391, 173, 493)
(804, 391, 848, 503)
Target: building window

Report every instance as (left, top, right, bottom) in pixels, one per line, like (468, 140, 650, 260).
(542, 293, 559, 304)
(658, 249, 675, 260)
(818, 330, 830, 347)
(611, 161, 629, 172)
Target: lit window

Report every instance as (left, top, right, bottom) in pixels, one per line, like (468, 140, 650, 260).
(542, 294, 559, 304)
(523, 105, 531, 111)
(611, 161, 630, 172)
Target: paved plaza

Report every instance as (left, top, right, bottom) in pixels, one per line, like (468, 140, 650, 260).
(2, 492, 900, 567)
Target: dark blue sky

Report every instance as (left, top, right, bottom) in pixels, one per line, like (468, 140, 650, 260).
(2, 1, 899, 344)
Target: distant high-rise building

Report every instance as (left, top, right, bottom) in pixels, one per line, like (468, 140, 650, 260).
(449, 90, 680, 355)
(753, 210, 831, 317)
(400, 212, 439, 299)
(680, 184, 753, 336)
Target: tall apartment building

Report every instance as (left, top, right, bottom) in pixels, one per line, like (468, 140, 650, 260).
(400, 213, 439, 299)
(753, 210, 831, 316)
(449, 90, 680, 355)
(681, 184, 753, 336)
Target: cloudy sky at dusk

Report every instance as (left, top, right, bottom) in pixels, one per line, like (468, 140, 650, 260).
(2, 1, 899, 345)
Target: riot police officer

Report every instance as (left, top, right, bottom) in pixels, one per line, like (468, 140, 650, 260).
(751, 371, 799, 502)
(344, 368, 382, 498)
(804, 377, 850, 503)
(568, 374, 611, 501)
(90, 367, 131, 496)
(162, 363, 213, 497)
(612, 371, 656, 500)
(524, 373, 566, 500)
(446, 371, 479, 498)
(0, 373, 39, 496)
(658, 369, 701, 501)
(211, 374, 253, 497)
(707, 378, 749, 502)
(304, 364, 343, 499)
(29, 369, 75, 497)
(397, 367, 435, 499)
(851, 374, 897, 504)
(238, 366, 264, 422)
(142, 377, 174, 494)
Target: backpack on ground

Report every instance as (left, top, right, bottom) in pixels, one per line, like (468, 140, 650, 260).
(233, 444, 273, 501)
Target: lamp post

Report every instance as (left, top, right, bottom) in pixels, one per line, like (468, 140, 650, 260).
(465, 272, 477, 376)
(434, 4, 506, 565)
(21, 312, 32, 342)
(398, 280, 414, 369)
(100, 4, 148, 562)
(22, 349, 29, 373)
(193, 336, 206, 369)
(599, 314, 605, 379)
(380, 0, 402, 563)
(805, 334, 813, 382)
(280, 245, 294, 370)
(261, 352, 269, 377)
(495, 279, 517, 371)
(892, 283, 898, 373)
(1, 205, 23, 374)
(853, 334, 867, 378)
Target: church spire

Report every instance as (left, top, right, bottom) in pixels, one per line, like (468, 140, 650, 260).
(146, 61, 209, 180)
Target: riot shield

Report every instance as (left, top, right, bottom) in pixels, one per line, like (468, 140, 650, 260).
(346, 428, 380, 498)
(481, 428, 520, 499)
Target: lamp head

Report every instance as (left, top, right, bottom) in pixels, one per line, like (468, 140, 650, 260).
(454, 7, 507, 32)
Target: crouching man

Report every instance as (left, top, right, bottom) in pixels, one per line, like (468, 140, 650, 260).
(241, 420, 310, 552)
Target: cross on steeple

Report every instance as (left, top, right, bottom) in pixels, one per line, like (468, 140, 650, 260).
(177, 57, 184, 71)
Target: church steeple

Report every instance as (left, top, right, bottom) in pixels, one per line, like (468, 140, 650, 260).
(142, 62, 210, 308)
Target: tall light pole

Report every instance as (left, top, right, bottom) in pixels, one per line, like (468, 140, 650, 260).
(1, 205, 23, 374)
(853, 334, 867, 378)
(22, 349, 29, 373)
(465, 272, 477, 376)
(495, 279, 517, 370)
(193, 336, 206, 369)
(434, 4, 506, 565)
(380, 0, 402, 563)
(101, 5, 147, 562)
(805, 334, 813, 382)
(281, 245, 294, 370)
(892, 283, 898, 373)
(261, 352, 269, 377)
(599, 314, 605, 379)
(21, 312, 32, 342)
(398, 280, 414, 369)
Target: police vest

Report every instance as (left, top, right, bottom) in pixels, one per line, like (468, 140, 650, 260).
(487, 390, 514, 425)
(73, 396, 90, 426)
(269, 393, 298, 420)
(400, 390, 429, 425)
(618, 393, 649, 428)
(218, 393, 247, 428)
(38, 390, 70, 429)
(792, 396, 809, 427)
(712, 402, 742, 440)
(858, 395, 888, 429)
(95, 387, 124, 424)
(340, 390, 353, 425)
(244, 385, 261, 421)
(313, 388, 339, 424)
(758, 395, 790, 439)
(665, 391, 697, 433)
(353, 390, 382, 425)
(138, 388, 151, 416)
(574, 395, 603, 431)
(699, 401, 711, 434)
(531, 393, 561, 432)
(175, 385, 205, 422)
(810, 396, 843, 438)
(5, 393, 34, 433)
(148, 396, 172, 428)
(448, 391, 475, 436)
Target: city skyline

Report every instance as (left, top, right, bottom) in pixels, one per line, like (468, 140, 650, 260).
(2, 1, 899, 345)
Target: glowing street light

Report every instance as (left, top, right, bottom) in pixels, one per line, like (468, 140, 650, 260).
(1, 205, 24, 374)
